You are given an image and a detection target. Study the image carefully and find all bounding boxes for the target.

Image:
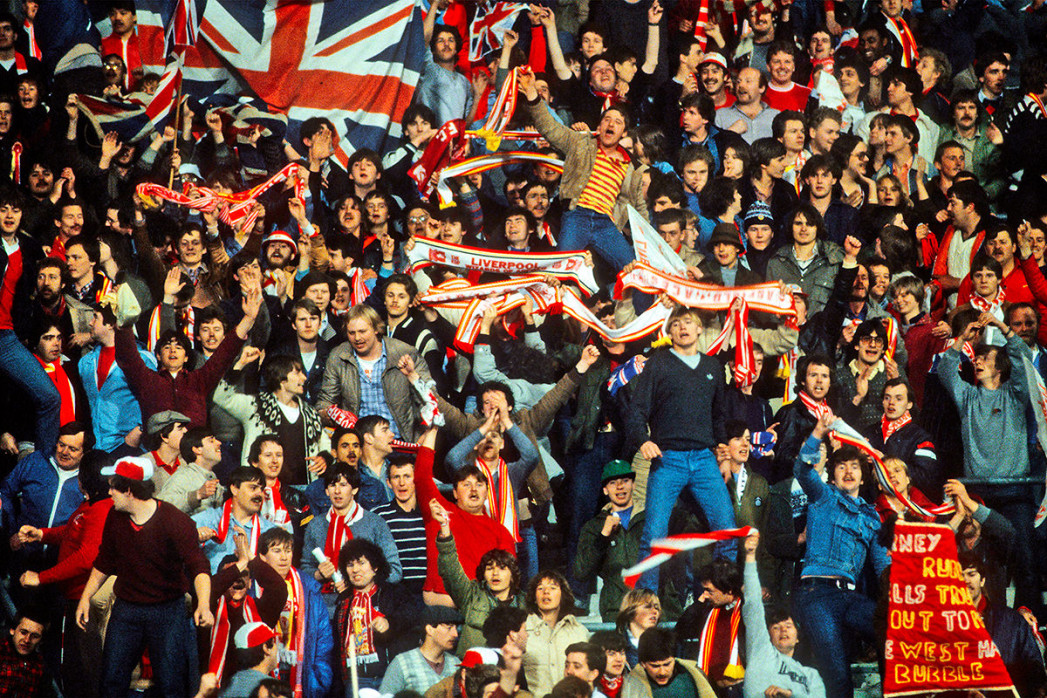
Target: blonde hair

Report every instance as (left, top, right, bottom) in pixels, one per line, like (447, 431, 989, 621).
(616, 588, 661, 633)
(345, 303, 385, 335)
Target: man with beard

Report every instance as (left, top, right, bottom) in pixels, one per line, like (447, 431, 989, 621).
(522, 182, 558, 250)
(260, 230, 298, 302)
(194, 466, 276, 573)
(736, 2, 778, 73)
(715, 68, 780, 144)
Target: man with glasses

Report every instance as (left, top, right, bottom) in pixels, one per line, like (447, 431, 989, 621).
(835, 319, 905, 433)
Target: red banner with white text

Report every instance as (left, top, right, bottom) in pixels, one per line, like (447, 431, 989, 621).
(884, 522, 1016, 697)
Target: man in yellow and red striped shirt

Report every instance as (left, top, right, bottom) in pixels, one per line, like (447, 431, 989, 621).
(519, 70, 647, 274)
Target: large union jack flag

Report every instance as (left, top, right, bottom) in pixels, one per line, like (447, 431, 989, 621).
(179, 0, 424, 167)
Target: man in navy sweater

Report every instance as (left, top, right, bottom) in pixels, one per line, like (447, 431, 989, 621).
(626, 305, 735, 591)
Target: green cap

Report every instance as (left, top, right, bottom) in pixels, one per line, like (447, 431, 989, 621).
(601, 459, 635, 484)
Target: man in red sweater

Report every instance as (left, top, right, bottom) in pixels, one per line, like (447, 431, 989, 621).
(115, 280, 262, 427)
(75, 456, 213, 698)
(412, 427, 515, 607)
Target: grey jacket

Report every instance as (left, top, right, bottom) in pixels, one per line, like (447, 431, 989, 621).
(317, 337, 432, 441)
(765, 241, 845, 315)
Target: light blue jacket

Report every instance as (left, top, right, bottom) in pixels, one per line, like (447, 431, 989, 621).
(79, 344, 156, 452)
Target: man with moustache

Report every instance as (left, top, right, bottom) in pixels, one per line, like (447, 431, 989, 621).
(194, 466, 277, 573)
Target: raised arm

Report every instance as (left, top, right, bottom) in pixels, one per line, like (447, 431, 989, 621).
(793, 411, 834, 502)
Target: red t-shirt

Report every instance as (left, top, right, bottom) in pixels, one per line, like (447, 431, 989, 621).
(0, 241, 22, 331)
(763, 82, 812, 112)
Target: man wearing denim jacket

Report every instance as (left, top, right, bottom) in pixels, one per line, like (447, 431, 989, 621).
(791, 410, 890, 698)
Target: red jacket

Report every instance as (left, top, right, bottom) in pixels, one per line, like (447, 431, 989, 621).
(415, 446, 515, 595)
(115, 327, 244, 428)
(39, 498, 114, 600)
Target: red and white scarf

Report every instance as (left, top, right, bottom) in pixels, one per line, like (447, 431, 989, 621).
(23, 22, 40, 60)
(696, 602, 742, 678)
(10, 140, 21, 184)
(407, 237, 598, 295)
(209, 594, 260, 685)
(263, 480, 290, 528)
(431, 151, 563, 207)
(798, 390, 832, 421)
(408, 119, 468, 198)
(323, 502, 363, 591)
(137, 163, 306, 233)
(213, 500, 260, 555)
(705, 299, 758, 387)
(621, 527, 753, 588)
(884, 15, 918, 67)
(881, 411, 912, 442)
(692, 0, 711, 50)
(476, 456, 519, 541)
(969, 287, 1006, 317)
(1026, 93, 1047, 120)
(615, 262, 798, 317)
(281, 569, 307, 698)
(147, 303, 196, 353)
(346, 585, 382, 661)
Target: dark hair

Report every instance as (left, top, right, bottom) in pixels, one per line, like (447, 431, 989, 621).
(698, 177, 740, 219)
(1020, 56, 1047, 95)
(109, 473, 155, 500)
(550, 677, 591, 698)
(653, 208, 687, 232)
(829, 444, 866, 471)
(749, 137, 787, 174)
(453, 464, 490, 489)
(766, 606, 799, 634)
(646, 171, 686, 208)
(885, 65, 922, 98)
(339, 538, 391, 583)
(80, 449, 112, 503)
(229, 466, 266, 489)
(475, 548, 521, 596)
(248, 434, 282, 465)
(180, 426, 212, 463)
(723, 419, 751, 441)
(771, 110, 806, 140)
(481, 606, 528, 647)
(154, 329, 196, 369)
(476, 381, 515, 410)
(786, 202, 827, 241)
(354, 414, 391, 441)
(886, 113, 919, 147)
(679, 92, 716, 128)
(526, 570, 577, 621)
(797, 354, 834, 392)
(193, 305, 228, 336)
(969, 252, 1003, 280)
(259, 527, 294, 554)
(696, 559, 743, 597)
(566, 641, 606, 674)
(882, 376, 913, 403)
(235, 638, 277, 673)
(66, 236, 100, 265)
(947, 179, 989, 218)
(637, 627, 675, 664)
(589, 629, 628, 653)
(429, 24, 462, 54)
(262, 354, 304, 393)
(835, 54, 869, 95)
(935, 140, 965, 164)
(403, 103, 437, 129)
(383, 273, 419, 301)
(801, 153, 840, 182)
(974, 342, 1011, 382)
(322, 460, 361, 489)
(635, 125, 669, 166)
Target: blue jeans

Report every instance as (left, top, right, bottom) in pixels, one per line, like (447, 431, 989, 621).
(517, 525, 539, 582)
(637, 449, 737, 592)
(102, 597, 194, 698)
(559, 207, 635, 271)
(0, 329, 59, 453)
(792, 580, 876, 698)
(566, 432, 620, 595)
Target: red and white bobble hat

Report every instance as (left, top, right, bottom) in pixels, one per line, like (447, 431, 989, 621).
(262, 230, 299, 255)
(461, 647, 501, 669)
(234, 622, 277, 650)
(100, 456, 155, 482)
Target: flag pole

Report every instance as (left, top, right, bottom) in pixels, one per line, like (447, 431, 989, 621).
(168, 51, 185, 189)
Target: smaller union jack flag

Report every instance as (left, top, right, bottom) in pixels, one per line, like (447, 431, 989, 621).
(75, 53, 182, 144)
(468, 1, 528, 62)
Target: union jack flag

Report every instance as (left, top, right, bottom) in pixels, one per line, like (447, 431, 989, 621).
(468, 1, 528, 62)
(178, 0, 424, 168)
(75, 53, 183, 144)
